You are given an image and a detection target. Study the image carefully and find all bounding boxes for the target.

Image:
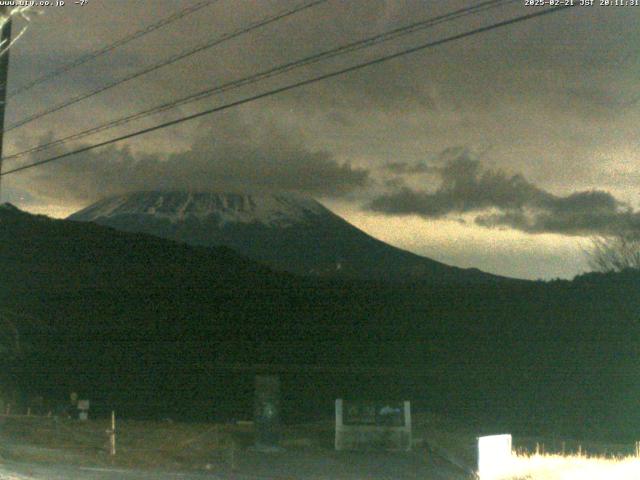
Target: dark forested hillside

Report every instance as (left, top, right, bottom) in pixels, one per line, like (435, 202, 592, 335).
(1, 205, 639, 440)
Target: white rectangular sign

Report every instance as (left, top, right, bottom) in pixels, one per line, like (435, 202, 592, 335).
(477, 434, 513, 479)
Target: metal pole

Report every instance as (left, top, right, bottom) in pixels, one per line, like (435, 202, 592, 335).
(0, 7, 12, 202)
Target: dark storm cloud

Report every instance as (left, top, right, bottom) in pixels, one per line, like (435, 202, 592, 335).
(19, 112, 369, 206)
(367, 150, 640, 237)
(475, 207, 640, 236)
(11, 2, 639, 132)
(382, 161, 431, 175)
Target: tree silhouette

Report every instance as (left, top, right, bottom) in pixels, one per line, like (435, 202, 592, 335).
(588, 234, 640, 272)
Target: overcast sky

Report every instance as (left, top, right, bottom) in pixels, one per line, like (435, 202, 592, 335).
(2, 0, 638, 280)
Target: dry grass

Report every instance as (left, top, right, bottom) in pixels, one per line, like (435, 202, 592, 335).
(3, 413, 638, 479)
(489, 452, 640, 480)
(0, 414, 335, 473)
(0, 415, 244, 471)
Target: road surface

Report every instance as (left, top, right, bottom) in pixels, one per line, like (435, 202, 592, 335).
(0, 448, 473, 479)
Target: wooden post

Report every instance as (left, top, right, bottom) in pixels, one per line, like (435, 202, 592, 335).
(109, 411, 116, 456)
(334, 399, 343, 451)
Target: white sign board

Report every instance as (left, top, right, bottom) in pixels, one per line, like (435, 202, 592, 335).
(477, 434, 513, 479)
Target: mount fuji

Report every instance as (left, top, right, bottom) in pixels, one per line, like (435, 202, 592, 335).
(69, 191, 503, 283)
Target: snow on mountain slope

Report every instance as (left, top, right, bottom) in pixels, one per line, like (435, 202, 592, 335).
(71, 191, 328, 227)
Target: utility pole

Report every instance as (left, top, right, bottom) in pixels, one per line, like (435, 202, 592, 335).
(0, 6, 12, 203)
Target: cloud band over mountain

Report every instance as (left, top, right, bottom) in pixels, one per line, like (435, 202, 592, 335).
(17, 112, 369, 207)
(367, 150, 640, 237)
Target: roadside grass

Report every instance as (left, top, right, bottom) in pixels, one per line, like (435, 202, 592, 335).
(0, 415, 241, 471)
(1, 413, 637, 479)
(501, 452, 640, 480)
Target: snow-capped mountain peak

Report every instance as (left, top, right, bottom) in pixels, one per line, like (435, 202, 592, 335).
(70, 191, 329, 227)
(69, 189, 502, 282)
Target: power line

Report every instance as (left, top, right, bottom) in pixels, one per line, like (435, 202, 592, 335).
(3, 0, 514, 163)
(3, 0, 329, 133)
(1, 5, 575, 178)
(7, 0, 217, 99)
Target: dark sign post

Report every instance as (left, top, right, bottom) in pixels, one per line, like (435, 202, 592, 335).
(254, 375, 281, 450)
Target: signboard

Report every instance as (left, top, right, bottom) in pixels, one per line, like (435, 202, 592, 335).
(343, 402, 405, 427)
(335, 399, 411, 451)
